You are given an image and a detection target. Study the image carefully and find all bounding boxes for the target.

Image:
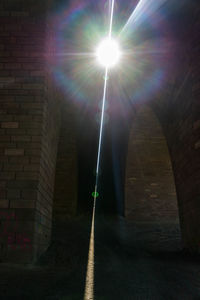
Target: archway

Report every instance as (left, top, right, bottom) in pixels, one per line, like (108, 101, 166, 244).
(125, 104, 179, 224)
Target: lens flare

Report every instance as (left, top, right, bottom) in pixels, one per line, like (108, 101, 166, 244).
(96, 38, 121, 68)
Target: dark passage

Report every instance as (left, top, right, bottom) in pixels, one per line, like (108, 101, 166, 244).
(77, 109, 131, 216)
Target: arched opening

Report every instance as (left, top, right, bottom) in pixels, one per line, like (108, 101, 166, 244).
(125, 105, 180, 225)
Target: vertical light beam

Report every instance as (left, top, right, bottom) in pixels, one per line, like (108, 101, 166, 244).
(95, 0, 115, 189)
(95, 68, 108, 178)
(109, 0, 115, 38)
(84, 1, 115, 299)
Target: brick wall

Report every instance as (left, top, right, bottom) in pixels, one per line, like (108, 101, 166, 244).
(0, 0, 60, 263)
(151, 8, 200, 252)
(35, 77, 60, 259)
(125, 105, 179, 223)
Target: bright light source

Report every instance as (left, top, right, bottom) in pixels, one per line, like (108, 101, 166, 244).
(96, 38, 121, 68)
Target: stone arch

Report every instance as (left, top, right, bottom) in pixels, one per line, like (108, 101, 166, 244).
(125, 104, 179, 224)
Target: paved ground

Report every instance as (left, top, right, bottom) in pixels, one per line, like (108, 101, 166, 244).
(0, 216, 200, 299)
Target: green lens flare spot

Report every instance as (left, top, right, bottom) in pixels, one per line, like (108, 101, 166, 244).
(103, 75, 109, 81)
(92, 192, 99, 198)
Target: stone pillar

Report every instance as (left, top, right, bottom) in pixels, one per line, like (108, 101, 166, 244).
(151, 8, 200, 253)
(0, 0, 60, 263)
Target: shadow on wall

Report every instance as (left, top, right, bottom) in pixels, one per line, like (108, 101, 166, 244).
(125, 104, 179, 224)
(53, 99, 78, 222)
